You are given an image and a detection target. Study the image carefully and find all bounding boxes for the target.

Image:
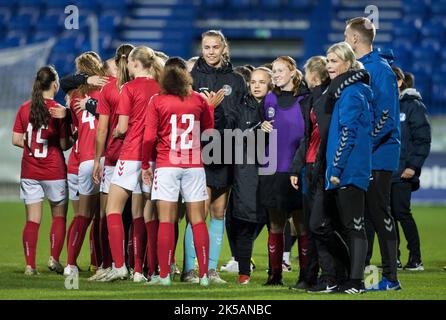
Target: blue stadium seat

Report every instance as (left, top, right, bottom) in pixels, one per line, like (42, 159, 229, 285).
(432, 1, 446, 15)
(393, 20, 418, 38)
(98, 11, 122, 33)
(8, 14, 34, 32)
(420, 20, 445, 39)
(100, 0, 129, 12)
(202, 0, 225, 8)
(35, 12, 63, 32)
(18, 0, 43, 9)
(230, 0, 252, 8)
(260, 0, 282, 7)
(0, 31, 27, 48)
(402, 0, 430, 16)
(32, 30, 59, 43)
(41, 0, 71, 9)
(288, 0, 313, 9)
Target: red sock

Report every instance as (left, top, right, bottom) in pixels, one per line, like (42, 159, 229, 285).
(67, 215, 91, 266)
(132, 217, 146, 274)
(298, 234, 308, 272)
(66, 216, 77, 252)
(157, 222, 174, 278)
(173, 222, 179, 264)
(145, 220, 159, 276)
(23, 221, 40, 269)
(100, 217, 112, 268)
(107, 213, 125, 268)
(50, 216, 66, 262)
(127, 222, 134, 268)
(192, 221, 209, 278)
(268, 232, 284, 276)
(89, 216, 102, 268)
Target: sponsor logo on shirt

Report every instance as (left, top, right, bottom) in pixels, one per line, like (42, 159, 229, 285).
(222, 84, 232, 96)
(400, 112, 406, 122)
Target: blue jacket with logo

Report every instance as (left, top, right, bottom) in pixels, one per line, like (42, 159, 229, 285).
(359, 49, 401, 172)
(326, 79, 373, 191)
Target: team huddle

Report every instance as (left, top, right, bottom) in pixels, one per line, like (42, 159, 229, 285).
(12, 17, 431, 294)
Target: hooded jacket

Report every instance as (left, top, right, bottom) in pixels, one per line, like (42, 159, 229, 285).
(325, 71, 373, 191)
(391, 88, 431, 191)
(191, 57, 247, 130)
(225, 94, 267, 223)
(359, 48, 401, 172)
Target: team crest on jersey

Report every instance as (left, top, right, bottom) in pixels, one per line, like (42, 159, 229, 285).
(222, 84, 232, 96)
(267, 106, 275, 119)
(400, 113, 406, 122)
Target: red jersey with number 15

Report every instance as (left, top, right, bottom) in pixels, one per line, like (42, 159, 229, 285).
(69, 90, 101, 163)
(13, 99, 67, 180)
(117, 77, 161, 161)
(96, 76, 122, 166)
(142, 91, 214, 169)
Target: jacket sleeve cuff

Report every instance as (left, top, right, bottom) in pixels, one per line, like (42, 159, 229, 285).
(330, 166, 342, 178)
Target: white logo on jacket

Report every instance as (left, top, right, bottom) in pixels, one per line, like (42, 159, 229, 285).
(400, 113, 406, 122)
(223, 84, 232, 96)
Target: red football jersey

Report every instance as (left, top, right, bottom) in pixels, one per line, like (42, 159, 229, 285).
(69, 89, 101, 163)
(96, 77, 122, 166)
(117, 77, 161, 161)
(67, 139, 80, 175)
(142, 91, 214, 169)
(13, 99, 67, 180)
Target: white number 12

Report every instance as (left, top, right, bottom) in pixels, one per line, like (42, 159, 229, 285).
(170, 114, 195, 150)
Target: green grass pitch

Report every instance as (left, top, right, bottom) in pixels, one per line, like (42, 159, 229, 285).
(0, 202, 445, 300)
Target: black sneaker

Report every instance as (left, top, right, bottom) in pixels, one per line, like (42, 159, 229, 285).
(289, 280, 310, 291)
(307, 281, 338, 293)
(403, 260, 424, 271)
(264, 274, 283, 286)
(338, 280, 365, 295)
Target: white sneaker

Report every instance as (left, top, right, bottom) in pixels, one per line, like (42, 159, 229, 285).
(88, 267, 110, 281)
(146, 274, 172, 286)
(180, 270, 200, 284)
(24, 265, 39, 276)
(63, 265, 79, 278)
(133, 272, 148, 283)
(99, 265, 128, 282)
(48, 257, 63, 274)
(209, 269, 227, 284)
(220, 258, 239, 273)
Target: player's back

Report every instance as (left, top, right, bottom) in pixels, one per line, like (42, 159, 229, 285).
(13, 99, 67, 180)
(70, 89, 101, 162)
(118, 77, 161, 161)
(151, 91, 213, 168)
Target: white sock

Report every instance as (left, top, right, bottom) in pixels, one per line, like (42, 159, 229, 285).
(283, 252, 291, 265)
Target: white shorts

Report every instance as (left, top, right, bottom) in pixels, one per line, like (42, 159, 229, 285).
(110, 160, 155, 194)
(151, 167, 208, 202)
(78, 158, 104, 196)
(20, 179, 67, 205)
(67, 174, 79, 201)
(100, 165, 115, 194)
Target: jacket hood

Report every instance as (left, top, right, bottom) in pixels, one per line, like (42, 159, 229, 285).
(400, 88, 422, 100)
(360, 48, 395, 66)
(193, 56, 234, 74)
(331, 69, 370, 99)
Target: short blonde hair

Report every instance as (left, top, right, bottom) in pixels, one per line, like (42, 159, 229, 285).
(304, 56, 329, 84)
(327, 42, 363, 70)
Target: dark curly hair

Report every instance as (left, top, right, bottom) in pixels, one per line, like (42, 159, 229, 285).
(160, 57, 192, 99)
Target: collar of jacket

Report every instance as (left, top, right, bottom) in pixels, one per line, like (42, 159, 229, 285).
(400, 88, 422, 100)
(193, 56, 233, 74)
(243, 94, 261, 109)
(359, 48, 395, 65)
(330, 69, 370, 99)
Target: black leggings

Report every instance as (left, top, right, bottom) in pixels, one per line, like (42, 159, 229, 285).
(335, 185, 368, 281)
(232, 217, 259, 276)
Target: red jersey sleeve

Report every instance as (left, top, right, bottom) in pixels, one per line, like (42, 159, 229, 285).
(142, 97, 159, 170)
(117, 84, 132, 116)
(13, 106, 25, 133)
(97, 85, 111, 115)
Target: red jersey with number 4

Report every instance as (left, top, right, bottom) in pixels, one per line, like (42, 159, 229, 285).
(69, 90, 101, 163)
(117, 77, 161, 161)
(142, 91, 214, 169)
(13, 99, 67, 180)
(96, 76, 122, 166)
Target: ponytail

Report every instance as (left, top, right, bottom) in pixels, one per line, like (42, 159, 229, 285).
(129, 46, 164, 83)
(30, 66, 57, 128)
(115, 44, 134, 90)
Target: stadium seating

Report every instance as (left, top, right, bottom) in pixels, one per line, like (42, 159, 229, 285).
(0, 0, 443, 113)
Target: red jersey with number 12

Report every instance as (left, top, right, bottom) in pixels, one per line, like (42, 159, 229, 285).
(142, 91, 214, 169)
(13, 99, 67, 180)
(117, 77, 161, 161)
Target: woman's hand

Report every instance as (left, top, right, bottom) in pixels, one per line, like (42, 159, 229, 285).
(260, 120, 274, 133)
(87, 75, 109, 87)
(290, 176, 299, 190)
(201, 89, 225, 108)
(330, 176, 340, 186)
(92, 160, 102, 185)
(142, 167, 153, 187)
(74, 96, 90, 114)
(401, 168, 415, 179)
(49, 107, 67, 119)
